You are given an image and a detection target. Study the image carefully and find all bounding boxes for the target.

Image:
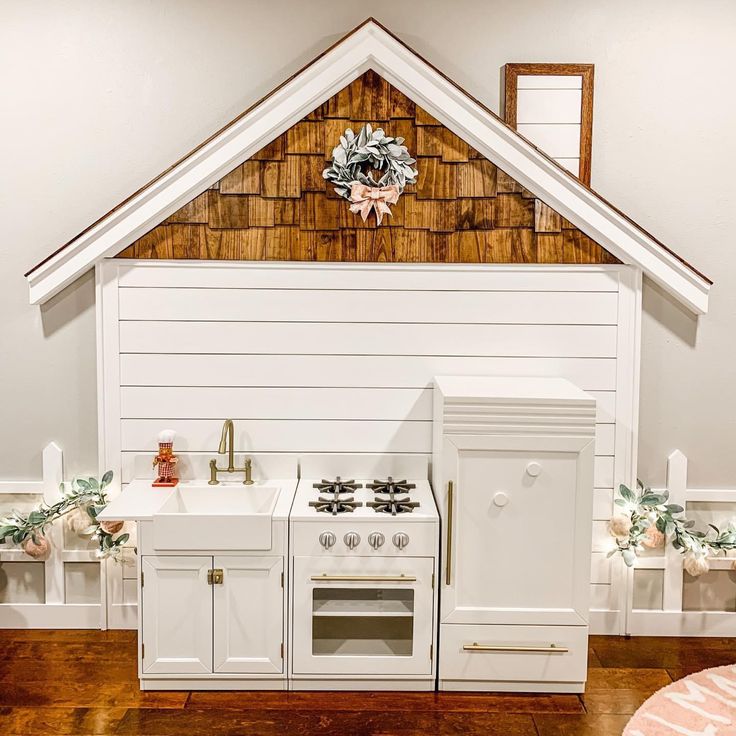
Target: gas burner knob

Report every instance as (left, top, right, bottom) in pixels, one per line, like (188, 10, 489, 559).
(318, 531, 336, 549)
(368, 532, 385, 549)
(344, 531, 361, 550)
(392, 532, 409, 550)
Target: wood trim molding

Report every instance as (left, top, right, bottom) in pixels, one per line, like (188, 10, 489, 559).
(24, 20, 710, 313)
(504, 63, 594, 186)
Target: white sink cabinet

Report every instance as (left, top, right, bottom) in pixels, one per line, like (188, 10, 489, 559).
(432, 376, 596, 693)
(99, 478, 296, 690)
(141, 554, 284, 676)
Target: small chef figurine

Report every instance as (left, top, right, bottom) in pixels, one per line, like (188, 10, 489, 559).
(152, 429, 179, 487)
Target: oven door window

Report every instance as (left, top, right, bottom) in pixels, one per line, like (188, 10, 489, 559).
(292, 556, 434, 676)
(312, 588, 415, 657)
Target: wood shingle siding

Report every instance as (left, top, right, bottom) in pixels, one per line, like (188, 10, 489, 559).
(116, 71, 618, 265)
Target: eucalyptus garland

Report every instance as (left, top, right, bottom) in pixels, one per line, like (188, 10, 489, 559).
(322, 123, 418, 199)
(0, 471, 129, 562)
(608, 481, 736, 576)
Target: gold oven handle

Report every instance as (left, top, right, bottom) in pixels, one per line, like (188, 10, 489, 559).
(310, 574, 417, 583)
(462, 643, 569, 653)
(445, 480, 454, 586)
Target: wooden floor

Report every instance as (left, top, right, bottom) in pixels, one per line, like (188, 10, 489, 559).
(0, 631, 734, 735)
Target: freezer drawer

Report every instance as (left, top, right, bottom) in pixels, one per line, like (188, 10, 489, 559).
(439, 623, 588, 684)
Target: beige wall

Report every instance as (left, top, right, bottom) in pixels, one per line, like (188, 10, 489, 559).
(1, 0, 734, 484)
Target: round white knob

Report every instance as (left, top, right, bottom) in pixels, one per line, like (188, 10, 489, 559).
(493, 491, 509, 507)
(344, 532, 361, 550)
(318, 531, 336, 549)
(392, 532, 409, 550)
(368, 532, 385, 549)
(526, 461, 542, 477)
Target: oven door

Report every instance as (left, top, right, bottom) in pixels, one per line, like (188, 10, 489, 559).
(292, 555, 435, 676)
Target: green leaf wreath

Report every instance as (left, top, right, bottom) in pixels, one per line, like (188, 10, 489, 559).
(0, 471, 130, 562)
(322, 123, 418, 199)
(608, 481, 736, 576)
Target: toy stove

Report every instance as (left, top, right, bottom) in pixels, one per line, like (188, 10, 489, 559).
(289, 455, 439, 690)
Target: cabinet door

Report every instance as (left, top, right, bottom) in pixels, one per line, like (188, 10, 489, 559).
(213, 556, 284, 674)
(141, 556, 212, 674)
(441, 434, 593, 626)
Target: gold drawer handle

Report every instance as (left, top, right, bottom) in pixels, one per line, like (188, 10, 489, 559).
(463, 643, 569, 653)
(310, 574, 417, 583)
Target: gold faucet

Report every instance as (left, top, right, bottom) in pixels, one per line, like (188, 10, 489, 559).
(208, 419, 254, 485)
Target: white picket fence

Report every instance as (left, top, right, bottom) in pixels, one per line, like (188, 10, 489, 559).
(2, 443, 734, 634)
(0, 443, 104, 628)
(625, 450, 736, 636)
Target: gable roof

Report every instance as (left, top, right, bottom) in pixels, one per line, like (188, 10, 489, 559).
(25, 18, 711, 313)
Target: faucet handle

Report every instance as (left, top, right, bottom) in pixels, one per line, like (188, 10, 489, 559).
(243, 457, 254, 485)
(208, 458, 220, 485)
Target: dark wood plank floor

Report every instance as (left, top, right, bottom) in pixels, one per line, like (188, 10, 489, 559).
(0, 631, 734, 735)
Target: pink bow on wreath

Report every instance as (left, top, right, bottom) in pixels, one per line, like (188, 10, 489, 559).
(348, 183, 400, 226)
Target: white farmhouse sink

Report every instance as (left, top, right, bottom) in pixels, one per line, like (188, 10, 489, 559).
(152, 484, 280, 551)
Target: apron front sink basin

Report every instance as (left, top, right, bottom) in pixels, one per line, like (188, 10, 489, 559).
(152, 484, 280, 551)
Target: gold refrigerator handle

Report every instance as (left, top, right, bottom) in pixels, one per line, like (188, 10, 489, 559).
(310, 574, 417, 583)
(445, 480, 453, 586)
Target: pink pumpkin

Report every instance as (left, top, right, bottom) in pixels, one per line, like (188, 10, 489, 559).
(99, 520, 124, 535)
(22, 535, 51, 560)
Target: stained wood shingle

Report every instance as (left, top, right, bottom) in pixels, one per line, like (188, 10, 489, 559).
(117, 71, 617, 266)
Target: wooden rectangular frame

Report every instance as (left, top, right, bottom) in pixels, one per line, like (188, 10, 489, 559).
(504, 63, 594, 186)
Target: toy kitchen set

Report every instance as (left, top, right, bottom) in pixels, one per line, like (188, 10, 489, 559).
(101, 376, 596, 693)
(26, 17, 711, 699)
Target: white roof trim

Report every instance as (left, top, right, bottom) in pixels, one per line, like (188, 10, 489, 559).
(27, 20, 710, 313)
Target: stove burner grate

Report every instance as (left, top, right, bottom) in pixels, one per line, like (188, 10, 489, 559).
(313, 477, 363, 495)
(366, 477, 416, 496)
(366, 477, 420, 516)
(309, 497, 363, 515)
(367, 498, 420, 515)
(310, 477, 364, 515)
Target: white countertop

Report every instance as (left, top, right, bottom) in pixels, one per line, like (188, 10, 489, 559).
(99, 478, 298, 522)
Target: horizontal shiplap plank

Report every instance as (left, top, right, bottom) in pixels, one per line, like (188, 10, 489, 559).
(121, 419, 431, 453)
(516, 89, 582, 124)
(121, 385, 616, 424)
(117, 263, 621, 292)
(120, 322, 617, 358)
(121, 387, 433, 420)
(516, 123, 581, 158)
(121, 354, 617, 390)
(118, 288, 619, 325)
(119, 387, 611, 452)
(517, 74, 583, 90)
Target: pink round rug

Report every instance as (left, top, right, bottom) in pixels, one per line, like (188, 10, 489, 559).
(625, 664, 736, 735)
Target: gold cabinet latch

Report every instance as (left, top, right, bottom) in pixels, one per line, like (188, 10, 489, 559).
(207, 568, 224, 585)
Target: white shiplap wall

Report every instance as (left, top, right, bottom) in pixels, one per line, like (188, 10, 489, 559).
(97, 260, 641, 632)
